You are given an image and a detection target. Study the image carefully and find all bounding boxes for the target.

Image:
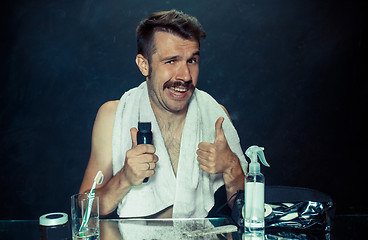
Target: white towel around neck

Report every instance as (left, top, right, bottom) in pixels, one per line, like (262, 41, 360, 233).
(112, 82, 247, 218)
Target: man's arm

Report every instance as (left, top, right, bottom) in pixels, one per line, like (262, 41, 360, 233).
(79, 101, 158, 216)
(219, 105, 246, 207)
(79, 101, 129, 216)
(196, 105, 245, 208)
(221, 150, 245, 208)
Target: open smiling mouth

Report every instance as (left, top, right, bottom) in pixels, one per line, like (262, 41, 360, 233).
(167, 86, 190, 99)
(164, 81, 195, 99)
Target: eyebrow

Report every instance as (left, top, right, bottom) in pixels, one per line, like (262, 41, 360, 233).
(160, 51, 200, 62)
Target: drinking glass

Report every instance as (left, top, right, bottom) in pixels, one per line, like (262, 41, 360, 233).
(70, 193, 99, 240)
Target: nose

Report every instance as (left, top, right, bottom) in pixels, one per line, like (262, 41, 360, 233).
(175, 62, 192, 82)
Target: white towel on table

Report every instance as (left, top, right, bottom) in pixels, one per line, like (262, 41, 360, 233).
(112, 81, 247, 218)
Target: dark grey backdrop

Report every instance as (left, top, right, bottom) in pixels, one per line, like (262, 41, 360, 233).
(1, 0, 366, 219)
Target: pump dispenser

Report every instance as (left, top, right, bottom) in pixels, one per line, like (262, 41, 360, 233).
(244, 145, 270, 232)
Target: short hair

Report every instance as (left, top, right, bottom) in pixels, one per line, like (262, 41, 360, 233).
(136, 9, 206, 62)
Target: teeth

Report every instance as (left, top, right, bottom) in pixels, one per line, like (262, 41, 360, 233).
(171, 87, 187, 92)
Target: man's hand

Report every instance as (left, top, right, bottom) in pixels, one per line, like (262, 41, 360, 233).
(121, 127, 158, 186)
(196, 117, 239, 175)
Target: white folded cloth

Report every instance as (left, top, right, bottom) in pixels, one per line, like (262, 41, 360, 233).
(112, 82, 247, 218)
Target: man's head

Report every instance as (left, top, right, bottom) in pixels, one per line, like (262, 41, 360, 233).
(136, 9, 206, 64)
(135, 10, 206, 114)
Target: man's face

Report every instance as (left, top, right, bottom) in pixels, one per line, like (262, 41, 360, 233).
(146, 31, 200, 114)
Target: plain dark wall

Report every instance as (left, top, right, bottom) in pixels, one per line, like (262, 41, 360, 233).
(0, 0, 366, 219)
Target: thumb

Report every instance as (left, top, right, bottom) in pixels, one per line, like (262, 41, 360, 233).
(130, 127, 138, 148)
(215, 117, 225, 142)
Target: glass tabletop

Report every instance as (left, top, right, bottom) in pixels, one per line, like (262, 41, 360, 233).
(0, 215, 366, 239)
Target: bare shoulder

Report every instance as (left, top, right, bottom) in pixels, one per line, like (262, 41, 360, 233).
(93, 100, 119, 125)
(91, 100, 120, 145)
(98, 100, 120, 116)
(91, 100, 120, 156)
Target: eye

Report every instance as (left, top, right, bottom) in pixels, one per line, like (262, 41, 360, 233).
(188, 58, 198, 64)
(165, 60, 175, 64)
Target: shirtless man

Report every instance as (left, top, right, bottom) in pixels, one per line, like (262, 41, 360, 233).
(79, 10, 246, 218)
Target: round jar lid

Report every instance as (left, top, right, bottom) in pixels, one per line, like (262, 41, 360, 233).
(39, 212, 68, 226)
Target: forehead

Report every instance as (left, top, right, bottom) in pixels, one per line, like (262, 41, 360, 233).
(152, 31, 199, 58)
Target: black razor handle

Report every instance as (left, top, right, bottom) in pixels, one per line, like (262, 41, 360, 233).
(137, 122, 152, 183)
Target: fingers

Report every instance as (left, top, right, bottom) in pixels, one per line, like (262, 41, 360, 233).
(196, 147, 214, 160)
(215, 117, 227, 144)
(197, 153, 217, 174)
(123, 153, 158, 186)
(196, 116, 230, 175)
(197, 144, 217, 174)
(197, 142, 214, 152)
(197, 142, 216, 163)
(197, 156, 213, 168)
(198, 163, 216, 174)
(125, 127, 158, 185)
(130, 127, 138, 148)
(135, 158, 157, 182)
(126, 148, 158, 164)
(135, 161, 157, 171)
(133, 144, 156, 155)
(215, 117, 224, 139)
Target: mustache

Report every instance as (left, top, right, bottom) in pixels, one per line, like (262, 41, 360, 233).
(163, 80, 195, 91)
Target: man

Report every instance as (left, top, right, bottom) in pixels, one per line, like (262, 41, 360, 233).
(79, 9, 247, 218)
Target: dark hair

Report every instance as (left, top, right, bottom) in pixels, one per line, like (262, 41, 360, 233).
(136, 9, 206, 62)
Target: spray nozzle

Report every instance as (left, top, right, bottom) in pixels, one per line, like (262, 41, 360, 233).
(245, 145, 270, 173)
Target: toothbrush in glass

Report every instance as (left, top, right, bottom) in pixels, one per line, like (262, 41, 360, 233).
(79, 170, 104, 232)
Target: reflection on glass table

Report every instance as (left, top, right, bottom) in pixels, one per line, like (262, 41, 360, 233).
(101, 218, 231, 240)
(0, 215, 366, 239)
(100, 218, 331, 240)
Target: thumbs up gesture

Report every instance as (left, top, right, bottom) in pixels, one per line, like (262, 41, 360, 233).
(196, 117, 239, 174)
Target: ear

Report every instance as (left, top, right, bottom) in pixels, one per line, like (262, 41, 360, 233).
(135, 54, 149, 77)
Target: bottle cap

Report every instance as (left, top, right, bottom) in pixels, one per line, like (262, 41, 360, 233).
(245, 145, 270, 173)
(138, 122, 151, 133)
(39, 212, 68, 226)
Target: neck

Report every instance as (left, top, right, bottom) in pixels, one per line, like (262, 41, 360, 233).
(149, 99, 188, 128)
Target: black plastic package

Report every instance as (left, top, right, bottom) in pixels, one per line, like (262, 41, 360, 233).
(265, 201, 333, 231)
(231, 186, 335, 232)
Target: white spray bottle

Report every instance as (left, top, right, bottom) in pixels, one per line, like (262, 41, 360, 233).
(244, 145, 270, 232)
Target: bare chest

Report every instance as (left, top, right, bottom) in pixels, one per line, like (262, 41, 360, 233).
(159, 123, 184, 176)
